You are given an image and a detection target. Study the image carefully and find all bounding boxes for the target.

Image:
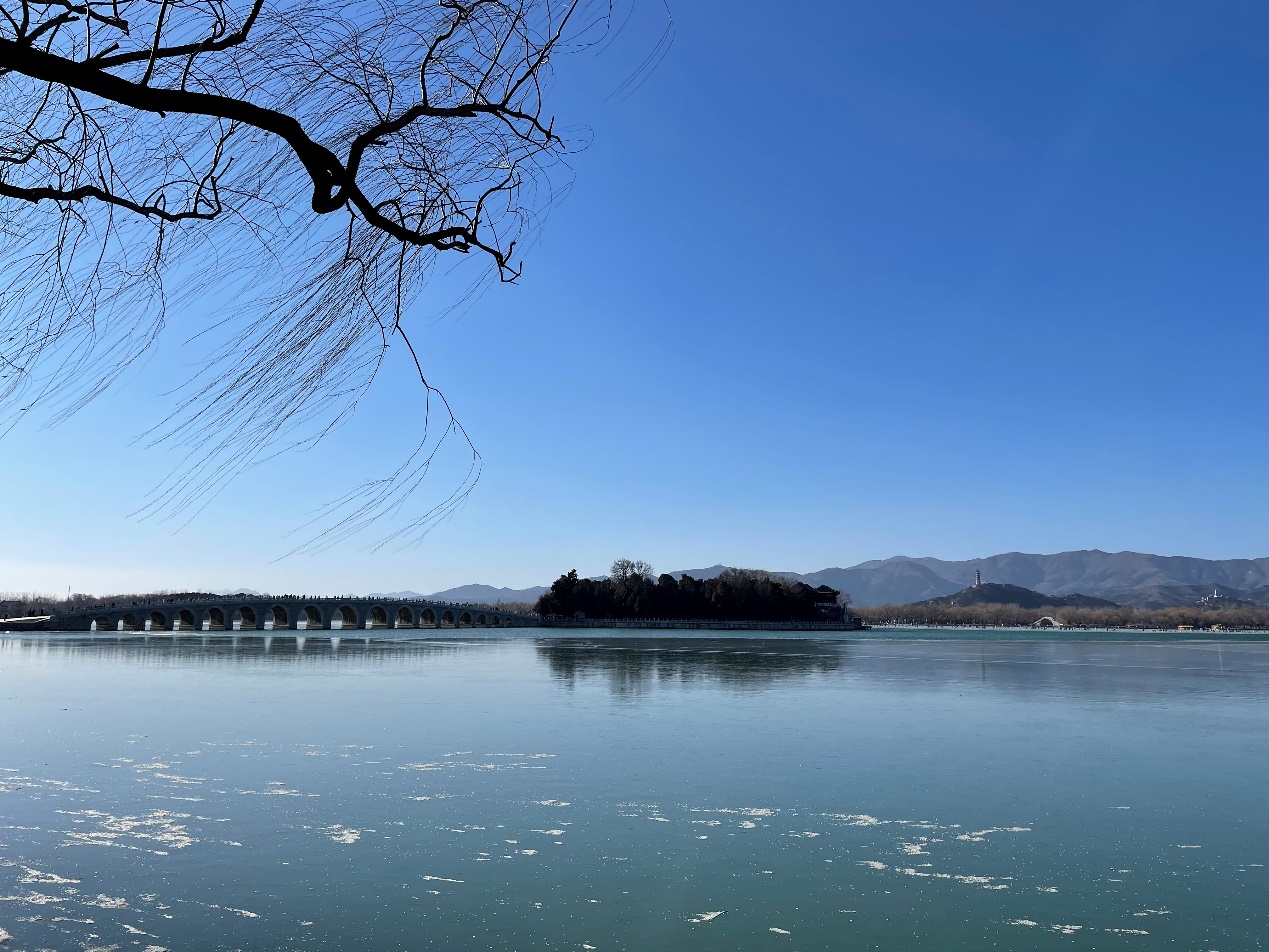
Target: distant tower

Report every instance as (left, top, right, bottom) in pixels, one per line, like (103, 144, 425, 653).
(974, 569, 981, 588)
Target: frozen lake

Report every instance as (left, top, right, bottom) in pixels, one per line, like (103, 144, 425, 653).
(1, 634, 1266, 950)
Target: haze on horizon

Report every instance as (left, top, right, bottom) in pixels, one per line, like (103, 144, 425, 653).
(6, 1, 1269, 596)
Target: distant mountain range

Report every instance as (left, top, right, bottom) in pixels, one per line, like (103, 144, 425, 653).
(667, 551, 1269, 607)
(374, 550, 1269, 609)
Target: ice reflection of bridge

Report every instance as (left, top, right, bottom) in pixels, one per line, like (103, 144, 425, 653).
(50, 596, 538, 633)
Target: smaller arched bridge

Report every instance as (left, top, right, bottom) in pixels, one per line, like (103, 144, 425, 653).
(48, 596, 538, 634)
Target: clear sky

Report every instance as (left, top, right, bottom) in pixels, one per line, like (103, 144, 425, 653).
(6, 0, 1269, 596)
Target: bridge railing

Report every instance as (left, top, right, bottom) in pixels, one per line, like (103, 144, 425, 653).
(53, 595, 540, 615)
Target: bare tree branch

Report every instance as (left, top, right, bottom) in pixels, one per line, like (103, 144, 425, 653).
(0, 0, 639, 550)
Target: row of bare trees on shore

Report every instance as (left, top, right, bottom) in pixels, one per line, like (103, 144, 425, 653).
(853, 602, 1269, 630)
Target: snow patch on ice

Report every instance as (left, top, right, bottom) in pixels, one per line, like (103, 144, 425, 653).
(687, 911, 724, 924)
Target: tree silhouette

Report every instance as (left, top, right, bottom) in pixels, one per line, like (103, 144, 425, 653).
(610, 558, 654, 581)
(0, 0, 664, 548)
(535, 566, 839, 622)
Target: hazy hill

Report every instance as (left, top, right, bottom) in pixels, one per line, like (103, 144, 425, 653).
(916, 583, 1117, 611)
(369, 585, 545, 604)
(1194, 591, 1259, 610)
(426, 583, 547, 604)
(797, 563, 960, 605)
(1107, 584, 1246, 610)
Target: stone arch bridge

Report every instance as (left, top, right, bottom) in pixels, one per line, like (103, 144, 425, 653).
(50, 596, 538, 634)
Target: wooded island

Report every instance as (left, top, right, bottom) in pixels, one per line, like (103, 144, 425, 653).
(535, 562, 847, 623)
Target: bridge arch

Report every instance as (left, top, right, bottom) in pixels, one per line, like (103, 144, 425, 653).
(234, 606, 260, 631)
(201, 607, 227, 631)
(440, 610, 455, 628)
(121, 612, 142, 631)
(268, 605, 291, 630)
(419, 608, 437, 628)
(176, 609, 197, 631)
(475, 613, 487, 627)
(491, 615, 502, 628)
(459, 611, 473, 628)
(92, 615, 111, 632)
(299, 605, 323, 630)
(367, 606, 390, 629)
(149, 611, 169, 632)
(336, 605, 357, 629)
(395, 606, 414, 628)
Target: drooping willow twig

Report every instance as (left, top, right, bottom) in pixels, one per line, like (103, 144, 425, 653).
(0, 0, 624, 550)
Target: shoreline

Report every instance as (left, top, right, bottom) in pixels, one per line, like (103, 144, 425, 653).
(6, 626, 1269, 643)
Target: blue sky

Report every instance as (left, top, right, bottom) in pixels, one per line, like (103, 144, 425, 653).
(6, 0, 1269, 596)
